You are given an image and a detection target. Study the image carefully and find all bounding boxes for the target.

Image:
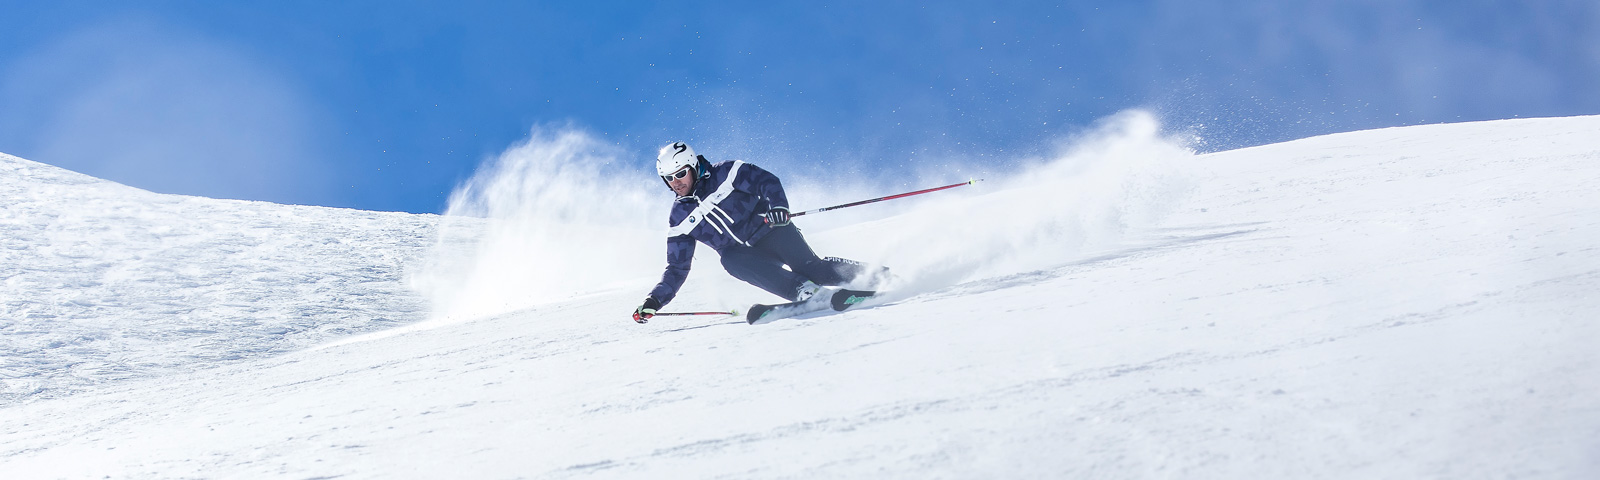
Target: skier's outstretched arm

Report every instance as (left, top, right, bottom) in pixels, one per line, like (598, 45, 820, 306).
(635, 235, 695, 323)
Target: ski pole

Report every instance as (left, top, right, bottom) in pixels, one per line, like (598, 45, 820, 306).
(781, 179, 982, 220)
(653, 310, 739, 317)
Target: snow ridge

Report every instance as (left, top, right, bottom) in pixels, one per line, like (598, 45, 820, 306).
(0, 153, 436, 403)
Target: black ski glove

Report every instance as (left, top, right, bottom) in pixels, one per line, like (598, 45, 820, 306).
(764, 206, 791, 227)
(632, 297, 662, 324)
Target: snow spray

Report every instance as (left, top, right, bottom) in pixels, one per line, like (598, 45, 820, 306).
(805, 110, 1196, 296)
(409, 127, 665, 321)
(414, 110, 1194, 321)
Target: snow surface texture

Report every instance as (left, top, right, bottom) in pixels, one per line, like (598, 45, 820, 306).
(3, 113, 1599, 478)
(0, 155, 436, 403)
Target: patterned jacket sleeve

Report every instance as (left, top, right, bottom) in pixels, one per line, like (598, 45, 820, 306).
(648, 234, 696, 305)
(736, 163, 789, 210)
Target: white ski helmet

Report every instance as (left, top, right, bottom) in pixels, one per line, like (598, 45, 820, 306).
(656, 141, 699, 180)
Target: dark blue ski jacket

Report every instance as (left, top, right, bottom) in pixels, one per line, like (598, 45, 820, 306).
(649, 159, 789, 305)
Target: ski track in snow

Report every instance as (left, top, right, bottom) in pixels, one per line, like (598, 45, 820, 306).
(2, 116, 1599, 478)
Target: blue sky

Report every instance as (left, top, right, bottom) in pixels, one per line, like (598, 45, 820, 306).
(1, 1, 1595, 214)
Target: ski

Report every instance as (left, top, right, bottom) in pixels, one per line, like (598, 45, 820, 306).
(746, 288, 880, 325)
(745, 292, 832, 324)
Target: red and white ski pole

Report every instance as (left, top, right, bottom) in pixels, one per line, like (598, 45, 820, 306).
(652, 310, 739, 317)
(771, 179, 982, 223)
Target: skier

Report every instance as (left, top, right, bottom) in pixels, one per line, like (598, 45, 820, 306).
(632, 141, 884, 323)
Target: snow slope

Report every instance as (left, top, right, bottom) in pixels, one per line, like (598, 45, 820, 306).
(0, 154, 436, 403)
(2, 114, 1599, 478)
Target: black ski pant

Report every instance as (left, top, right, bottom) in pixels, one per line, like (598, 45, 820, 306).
(720, 225, 866, 301)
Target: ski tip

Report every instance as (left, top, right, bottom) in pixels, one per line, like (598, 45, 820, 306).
(830, 289, 879, 311)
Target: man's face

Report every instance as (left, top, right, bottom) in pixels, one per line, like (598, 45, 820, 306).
(667, 166, 695, 196)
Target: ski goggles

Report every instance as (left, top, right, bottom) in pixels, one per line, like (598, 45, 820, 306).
(662, 165, 694, 183)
